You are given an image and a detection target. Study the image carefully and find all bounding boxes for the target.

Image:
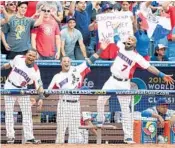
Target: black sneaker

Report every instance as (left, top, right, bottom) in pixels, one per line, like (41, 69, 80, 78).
(7, 138, 15, 144)
(25, 139, 41, 144)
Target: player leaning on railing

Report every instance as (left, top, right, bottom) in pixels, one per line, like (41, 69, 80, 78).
(1, 49, 45, 144)
(46, 42, 108, 144)
(96, 35, 175, 144)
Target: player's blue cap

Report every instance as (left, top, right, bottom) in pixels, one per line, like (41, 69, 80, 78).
(102, 4, 113, 12)
(156, 97, 169, 106)
(66, 16, 76, 23)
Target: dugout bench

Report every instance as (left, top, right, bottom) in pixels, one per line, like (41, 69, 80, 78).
(1, 95, 124, 144)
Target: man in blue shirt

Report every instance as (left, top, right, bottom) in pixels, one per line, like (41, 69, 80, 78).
(69, 1, 92, 60)
(142, 97, 175, 143)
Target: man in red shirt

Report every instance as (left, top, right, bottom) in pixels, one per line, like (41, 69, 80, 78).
(31, 5, 61, 60)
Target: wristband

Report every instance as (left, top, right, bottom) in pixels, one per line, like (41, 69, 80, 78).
(96, 49, 103, 56)
(158, 72, 165, 78)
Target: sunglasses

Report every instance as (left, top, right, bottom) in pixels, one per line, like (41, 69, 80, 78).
(42, 9, 50, 13)
(8, 3, 16, 6)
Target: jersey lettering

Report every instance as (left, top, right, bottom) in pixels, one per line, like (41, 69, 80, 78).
(118, 52, 133, 65)
(59, 78, 68, 88)
(121, 64, 128, 71)
(13, 67, 31, 82)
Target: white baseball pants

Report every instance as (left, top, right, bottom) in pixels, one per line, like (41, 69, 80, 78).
(55, 99, 83, 144)
(4, 81, 34, 141)
(97, 76, 134, 140)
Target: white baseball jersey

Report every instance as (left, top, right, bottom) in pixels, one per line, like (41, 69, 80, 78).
(48, 61, 90, 100)
(6, 55, 42, 89)
(111, 42, 150, 79)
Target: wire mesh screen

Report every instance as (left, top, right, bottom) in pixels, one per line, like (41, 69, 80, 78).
(1, 92, 175, 144)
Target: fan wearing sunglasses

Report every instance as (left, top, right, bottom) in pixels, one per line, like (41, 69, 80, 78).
(31, 5, 61, 60)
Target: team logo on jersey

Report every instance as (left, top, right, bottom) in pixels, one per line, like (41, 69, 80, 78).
(14, 67, 31, 83)
(20, 81, 27, 87)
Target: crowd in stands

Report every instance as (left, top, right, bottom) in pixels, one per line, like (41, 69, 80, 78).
(0, 1, 175, 61)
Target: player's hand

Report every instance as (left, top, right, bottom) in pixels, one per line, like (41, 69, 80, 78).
(163, 74, 175, 85)
(37, 99, 43, 110)
(158, 115, 165, 128)
(100, 39, 110, 50)
(30, 98, 36, 106)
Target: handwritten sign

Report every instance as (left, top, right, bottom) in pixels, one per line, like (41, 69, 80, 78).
(96, 12, 133, 43)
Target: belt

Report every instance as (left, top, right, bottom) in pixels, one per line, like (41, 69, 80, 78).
(113, 75, 128, 82)
(8, 79, 22, 88)
(62, 100, 78, 103)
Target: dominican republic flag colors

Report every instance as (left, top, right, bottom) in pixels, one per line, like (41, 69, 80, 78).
(137, 11, 171, 41)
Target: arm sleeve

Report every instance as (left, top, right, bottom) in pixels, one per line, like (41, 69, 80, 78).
(77, 30, 83, 41)
(76, 61, 89, 73)
(33, 69, 43, 90)
(48, 75, 59, 89)
(60, 30, 66, 41)
(9, 55, 19, 68)
(136, 54, 151, 69)
(29, 18, 36, 29)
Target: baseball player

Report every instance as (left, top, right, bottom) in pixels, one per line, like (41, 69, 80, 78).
(96, 36, 174, 144)
(1, 49, 45, 144)
(47, 46, 106, 144)
(142, 97, 175, 143)
(80, 112, 97, 144)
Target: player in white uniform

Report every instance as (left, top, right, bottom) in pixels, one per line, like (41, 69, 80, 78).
(1, 49, 45, 144)
(48, 47, 106, 144)
(96, 36, 174, 144)
(80, 112, 97, 144)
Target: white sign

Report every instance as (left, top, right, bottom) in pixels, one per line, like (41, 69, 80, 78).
(96, 12, 133, 43)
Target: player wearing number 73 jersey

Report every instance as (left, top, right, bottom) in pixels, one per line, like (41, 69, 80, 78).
(97, 35, 175, 144)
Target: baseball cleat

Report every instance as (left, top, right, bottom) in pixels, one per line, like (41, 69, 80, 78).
(25, 139, 41, 144)
(7, 138, 15, 144)
(124, 138, 136, 144)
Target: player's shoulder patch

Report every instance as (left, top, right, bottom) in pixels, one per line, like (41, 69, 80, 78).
(33, 64, 39, 72)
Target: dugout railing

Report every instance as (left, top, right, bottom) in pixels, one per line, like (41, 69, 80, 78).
(1, 60, 175, 144)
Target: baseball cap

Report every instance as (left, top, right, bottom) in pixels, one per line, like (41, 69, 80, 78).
(17, 1, 28, 7)
(154, 44, 167, 56)
(156, 97, 169, 106)
(66, 16, 76, 23)
(102, 4, 113, 12)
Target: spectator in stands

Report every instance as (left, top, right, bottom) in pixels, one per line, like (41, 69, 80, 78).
(2, 1, 44, 59)
(151, 44, 169, 61)
(31, 5, 61, 60)
(134, 16, 150, 61)
(1, 2, 17, 57)
(60, 16, 87, 60)
(36, 1, 63, 24)
(89, 3, 120, 60)
(88, 1, 101, 54)
(141, 97, 175, 143)
(69, 1, 92, 59)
